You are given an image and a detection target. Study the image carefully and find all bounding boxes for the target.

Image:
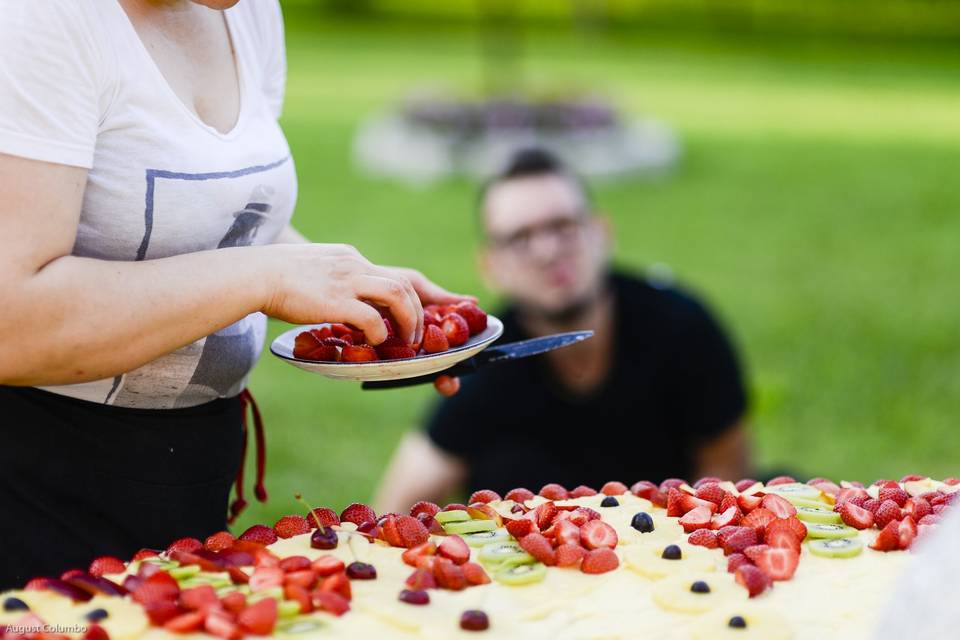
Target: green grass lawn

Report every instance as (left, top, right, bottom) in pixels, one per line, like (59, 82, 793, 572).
(232, 9, 960, 531)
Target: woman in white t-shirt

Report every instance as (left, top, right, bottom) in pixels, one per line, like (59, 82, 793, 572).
(0, 0, 466, 587)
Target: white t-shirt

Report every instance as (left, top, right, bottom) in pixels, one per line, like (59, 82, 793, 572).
(0, 0, 298, 409)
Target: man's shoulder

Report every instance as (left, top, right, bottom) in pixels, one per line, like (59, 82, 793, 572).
(612, 268, 715, 327)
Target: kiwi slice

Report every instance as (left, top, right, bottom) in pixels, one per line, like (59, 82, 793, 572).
(276, 620, 323, 635)
(278, 600, 302, 618)
(807, 537, 863, 559)
(764, 483, 822, 501)
(462, 529, 510, 548)
(494, 562, 547, 586)
(479, 541, 534, 566)
(169, 564, 202, 580)
(789, 497, 833, 510)
(443, 519, 498, 535)
(435, 510, 472, 524)
(795, 506, 842, 525)
(804, 523, 858, 540)
(248, 587, 284, 603)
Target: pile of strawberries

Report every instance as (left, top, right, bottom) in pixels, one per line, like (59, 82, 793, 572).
(829, 476, 956, 551)
(490, 485, 623, 575)
(292, 301, 488, 362)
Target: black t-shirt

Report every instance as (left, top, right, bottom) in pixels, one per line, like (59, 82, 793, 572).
(425, 270, 747, 496)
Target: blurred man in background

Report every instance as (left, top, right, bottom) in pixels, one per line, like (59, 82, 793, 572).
(375, 148, 751, 512)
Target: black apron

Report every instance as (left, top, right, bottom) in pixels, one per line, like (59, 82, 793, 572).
(0, 385, 250, 590)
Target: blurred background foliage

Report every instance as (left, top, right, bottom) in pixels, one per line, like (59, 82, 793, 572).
(235, 0, 960, 531)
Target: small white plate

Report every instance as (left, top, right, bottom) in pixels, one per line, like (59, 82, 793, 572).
(270, 316, 504, 381)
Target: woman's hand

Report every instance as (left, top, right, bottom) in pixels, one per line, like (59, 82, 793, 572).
(262, 243, 429, 345)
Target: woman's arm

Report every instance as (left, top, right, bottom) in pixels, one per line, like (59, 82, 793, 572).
(0, 154, 463, 386)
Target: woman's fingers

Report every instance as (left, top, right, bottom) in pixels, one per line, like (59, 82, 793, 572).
(340, 299, 388, 345)
(353, 274, 420, 343)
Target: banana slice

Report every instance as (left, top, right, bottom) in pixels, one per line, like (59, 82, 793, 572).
(625, 543, 718, 580)
(651, 572, 745, 614)
(692, 604, 793, 639)
(74, 596, 149, 640)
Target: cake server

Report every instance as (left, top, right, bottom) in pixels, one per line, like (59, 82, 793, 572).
(361, 330, 594, 390)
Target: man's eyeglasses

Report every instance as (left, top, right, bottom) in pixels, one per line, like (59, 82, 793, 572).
(487, 215, 588, 254)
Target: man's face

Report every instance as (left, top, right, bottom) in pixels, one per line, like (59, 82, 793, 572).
(481, 174, 610, 318)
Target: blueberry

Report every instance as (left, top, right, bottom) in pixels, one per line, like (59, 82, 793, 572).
(661, 544, 682, 560)
(3, 597, 29, 612)
(690, 580, 711, 594)
(310, 527, 339, 550)
(728, 615, 748, 629)
(600, 496, 619, 508)
(85, 608, 109, 622)
(630, 512, 655, 533)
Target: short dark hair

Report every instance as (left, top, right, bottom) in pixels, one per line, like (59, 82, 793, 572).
(477, 148, 594, 231)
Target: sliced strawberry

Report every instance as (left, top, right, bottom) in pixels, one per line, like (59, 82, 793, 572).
(396, 515, 430, 548)
(440, 313, 470, 347)
(375, 336, 418, 360)
(718, 526, 758, 556)
(284, 569, 318, 589)
(227, 567, 250, 585)
(755, 547, 799, 581)
(737, 493, 763, 512)
(688, 529, 719, 549)
(341, 344, 378, 362)
(741, 507, 776, 537)
(875, 500, 902, 529)
(535, 501, 560, 530)
(405, 568, 437, 590)
(437, 536, 471, 565)
(862, 498, 882, 515)
(88, 556, 125, 577)
(145, 601, 182, 626)
(505, 487, 536, 503)
(570, 485, 598, 498)
(318, 572, 352, 601)
(735, 478, 760, 492)
(164, 610, 206, 633)
(468, 489, 501, 504)
(132, 549, 161, 562)
(581, 548, 619, 574)
(630, 480, 658, 499)
(239, 525, 278, 546)
(220, 591, 247, 615)
(761, 494, 797, 519)
(897, 517, 918, 549)
(580, 520, 619, 549)
(293, 331, 323, 359)
(274, 515, 312, 539)
(695, 483, 727, 505)
(718, 494, 740, 514)
(519, 533, 557, 566)
(808, 479, 841, 497)
(166, 538, 203, 555)
(659, 478, 687, 492)
(311, 556, 345, 577)
(711, 505, 743, 530)
(204, 531, 236, 552)
(178, 584, 219, 612)
(735, 565, 771, 597)
(600, 481, 629, 496)
(312, 591, 350, 616)
(766, 476, 797, 486)
(462, 562, 491, 585)
(249, 567, 284, 592)
(284, 584, 313, 614)
(679, 493, 718, 515)
(667, 488, 686, 517)
(727, 553, 752, 574)
(779, 516, 807, 540)
(743, 544, 771, 564)
(238, 597, 277, 635)
(552, 519, 581, 547)
(837, 486, 870, 506)
(903, 497, 931, 522)
(505, 518, 535, 539)
(556, 543, 586, 567)
(401, 542, 436, 568)
(132, 572, 180, 606)
(679, 505, 713, 533)
(839, 502, 874, 530)
(433, 558, 468, 590)
(764, 522, 801, 554)
(539, 483, 570, 500)
(568, 507, 602, 527)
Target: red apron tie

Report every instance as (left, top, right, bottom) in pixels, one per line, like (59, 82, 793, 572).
(228, 389, 268, 524)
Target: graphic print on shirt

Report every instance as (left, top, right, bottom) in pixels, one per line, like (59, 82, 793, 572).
(109, 158, 290, 408)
